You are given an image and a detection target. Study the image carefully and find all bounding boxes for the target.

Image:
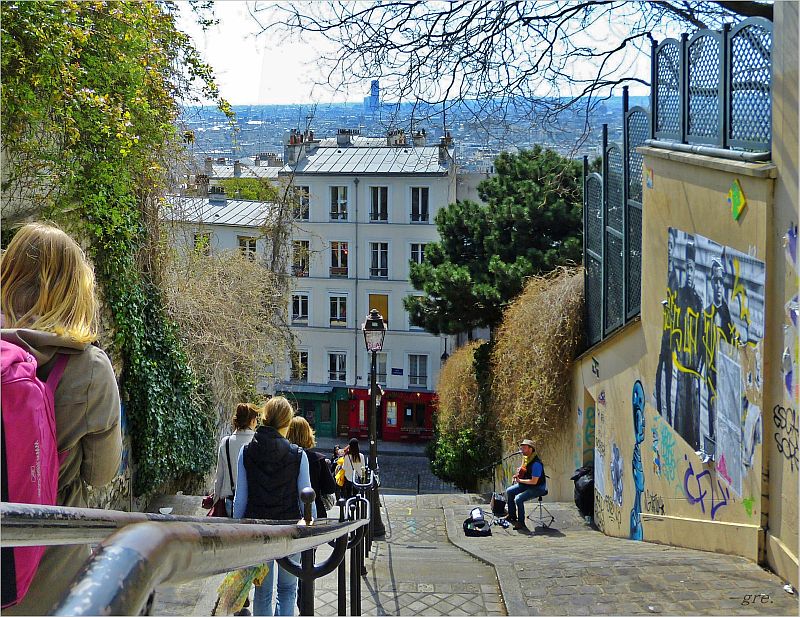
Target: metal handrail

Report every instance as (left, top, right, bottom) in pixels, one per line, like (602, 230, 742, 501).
(1, 498, 369, 616)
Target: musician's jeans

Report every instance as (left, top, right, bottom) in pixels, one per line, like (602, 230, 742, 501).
(506, 483, 547, 521)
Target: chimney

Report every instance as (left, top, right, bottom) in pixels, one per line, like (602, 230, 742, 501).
(208, 185, 227, 205)
(438, 131, 453, 165)
(196, 174, 209, 197)
(336, 128, 359, 147)
(412, 129, 427, 147)
(204, 156, 213, 175)
(386, 128, 406, 146)
(233, 160, 242, 177)
(285, 130, 306, 166)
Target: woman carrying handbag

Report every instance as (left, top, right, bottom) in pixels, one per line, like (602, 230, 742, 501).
(211, 403, 259, 516)
(342, 438, 366, 499)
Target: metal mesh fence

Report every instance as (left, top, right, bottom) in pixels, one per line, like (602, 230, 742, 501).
(656, 41, 681, 138)
(687, 32, 721, 142)
(729, 20, 772, 149)
(606, 145, 624, 232)
(604, 233, 624, 334)
(626, 204, 643, 317)
(586, 255, 603, 346)
(586, 175, 603, 256)
(626, 109, 649, 204)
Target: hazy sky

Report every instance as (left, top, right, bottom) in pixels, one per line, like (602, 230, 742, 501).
(178, 2, 364, 105)
(178, 1, 656, 106)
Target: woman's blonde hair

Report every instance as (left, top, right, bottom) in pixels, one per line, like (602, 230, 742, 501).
(1, 222, 98, 343)
(287, 416, 315, 449)
(261, 396, 294, 431)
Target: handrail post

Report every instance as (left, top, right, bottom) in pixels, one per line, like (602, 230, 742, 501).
(337, 499, 347, 616)
(299, 548, 315, 616)
(349, 500, 362, 616)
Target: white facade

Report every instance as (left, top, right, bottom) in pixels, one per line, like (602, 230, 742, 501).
(282, 130, 457, 393)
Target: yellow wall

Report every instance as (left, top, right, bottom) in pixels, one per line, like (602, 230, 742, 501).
(570, 144, 779, 562)
(764, 0, 799, 588)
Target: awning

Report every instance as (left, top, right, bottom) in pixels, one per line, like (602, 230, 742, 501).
(276, 383, 334, 395)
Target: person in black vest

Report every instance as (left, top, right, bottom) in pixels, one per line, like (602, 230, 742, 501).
(233, 396, 315, 616)
(504, 439, 547, 531)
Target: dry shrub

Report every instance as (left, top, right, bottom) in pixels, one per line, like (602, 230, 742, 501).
(435, 340, 482, 434)
(491, 266, 584, 447)
(162, 247, 291, 438)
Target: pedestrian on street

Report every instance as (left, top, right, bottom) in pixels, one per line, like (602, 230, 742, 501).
(287, 416, 337, 518)
(342, 438, 366, 498)
(213, 403, 259, 517)
(233, 397, 315, 616)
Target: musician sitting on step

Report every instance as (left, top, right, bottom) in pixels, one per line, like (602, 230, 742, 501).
(505, 439, 547, 530)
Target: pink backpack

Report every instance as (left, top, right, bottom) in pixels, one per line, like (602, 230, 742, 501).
(1, 339, 68, 608)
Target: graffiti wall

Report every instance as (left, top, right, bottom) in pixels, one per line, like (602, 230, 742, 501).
(655, 228, 765, 495)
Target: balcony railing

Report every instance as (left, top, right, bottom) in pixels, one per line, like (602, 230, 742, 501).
(330, 266, 348, 277)
(369, 267, 388, 278)
(292, 265, 309, 277)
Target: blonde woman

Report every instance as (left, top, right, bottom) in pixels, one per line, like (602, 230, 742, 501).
(213, 403, 260, 517)
(233, 397, 315, 616)
(1, 222, 122, 615)
(287, 416, 337, 518)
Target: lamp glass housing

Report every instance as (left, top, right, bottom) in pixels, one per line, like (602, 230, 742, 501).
(362, 309, 387, 352)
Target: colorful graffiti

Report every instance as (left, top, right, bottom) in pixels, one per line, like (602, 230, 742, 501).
(595, 489, 623, 531)
(644, 489, 666, 515)
(611, 443, 624, 507)
(659, 420, 677, 485)
(655, 229, 766, 459)
(631, 381, 645, 540)
(773, 404, 799, 473)
(784, 225, 798, 405)
(594, 440, 607, 498)
(583, 406, 595, 464)
(683, 455, 731, 520)
(652, 428, 662, 476)
(742, 496, 755, 517)
(574, 407, 583, 470)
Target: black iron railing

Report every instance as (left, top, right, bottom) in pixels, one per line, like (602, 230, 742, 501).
(1, 487, 372, 616)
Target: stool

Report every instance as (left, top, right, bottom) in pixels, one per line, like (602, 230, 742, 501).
(526, 495, 555, 529)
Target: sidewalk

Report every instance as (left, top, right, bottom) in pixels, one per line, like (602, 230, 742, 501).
(314, 436, 429, 458)
(444, 500, 799, 616)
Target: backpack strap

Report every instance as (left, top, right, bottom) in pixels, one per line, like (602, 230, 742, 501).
(45, 354, 69, 397)
(224, 436, 235, 497)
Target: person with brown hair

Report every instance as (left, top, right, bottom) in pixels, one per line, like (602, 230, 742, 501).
(1, 222, 122, 615)
(233, 396, 314, 616)
(342, 438, 366, 498)
(287, 416, 337, 518)
(213, 403, 260, 517)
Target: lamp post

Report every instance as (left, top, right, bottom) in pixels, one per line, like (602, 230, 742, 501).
(362, 308, 387, 538)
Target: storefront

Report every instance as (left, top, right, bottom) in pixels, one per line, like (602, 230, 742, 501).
(277, 384, 350, 439)
(346, 388, 436, 442)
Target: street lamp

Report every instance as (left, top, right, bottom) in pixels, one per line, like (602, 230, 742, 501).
(362, 308, 387, 538)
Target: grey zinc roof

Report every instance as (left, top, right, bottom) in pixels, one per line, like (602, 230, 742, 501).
(210, 164, 280, 180)
(164, 195, 277, 227)
(317, 136, 386, 147)
(281, 145, 447, 175)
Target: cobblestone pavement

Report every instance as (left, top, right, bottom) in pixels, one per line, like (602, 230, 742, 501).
(445, 501, 800, 616)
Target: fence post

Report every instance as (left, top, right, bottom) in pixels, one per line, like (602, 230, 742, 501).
(721, 22, 732, 149)
(650, 37, 658, 140)
(601, 123, 608, 336)
(680, 32, 689, 144)
(338, 500, 347, 616)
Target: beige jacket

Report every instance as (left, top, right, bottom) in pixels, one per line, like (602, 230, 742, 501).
(2, 328, 122, 615)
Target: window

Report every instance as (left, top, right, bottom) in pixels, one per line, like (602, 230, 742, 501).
(410, 243, 427, 265)
(368, 293, 389, 326)
(409, 354, 428, 388)
(403, 403, 427, 429)
(330, 242, 348, 277)
(320, 401, 331, 423)
(292, 240, 309, 277)
(291, 293, 309, 324)
(291, 351, 308, 382)
(370, 242, 389, 278)
(407, 295, 424, 330)
(366, 352, 388, 386)
(293, 185, 310, 220)
(370, 186, 388, 222)
(329, 295, 347, 327)
(238, 236, 257, 261)
(330, 186, 348, 220)
(328, 352, 346, 382)
(411, 187, 429, 222)
(193, 232, 211, 256)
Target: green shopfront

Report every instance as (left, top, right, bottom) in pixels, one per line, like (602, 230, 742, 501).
(277, 384, 350, 439)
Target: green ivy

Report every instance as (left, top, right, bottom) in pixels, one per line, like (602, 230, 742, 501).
(1, 1, 232, 495)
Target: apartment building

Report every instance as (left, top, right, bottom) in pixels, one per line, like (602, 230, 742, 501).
(276, 128, 457, 440)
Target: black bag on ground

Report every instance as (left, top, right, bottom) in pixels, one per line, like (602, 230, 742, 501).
(570, 464, 595, 517)
(490, 493, 507, 517)
(463, 508, 492, 537)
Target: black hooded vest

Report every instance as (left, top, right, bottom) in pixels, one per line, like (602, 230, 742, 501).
(243, 426, 302, 520)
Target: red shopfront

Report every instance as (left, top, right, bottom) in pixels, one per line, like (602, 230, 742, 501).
(346, 388, 436, 442)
